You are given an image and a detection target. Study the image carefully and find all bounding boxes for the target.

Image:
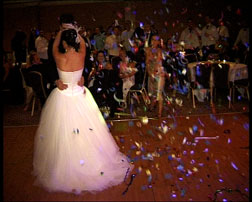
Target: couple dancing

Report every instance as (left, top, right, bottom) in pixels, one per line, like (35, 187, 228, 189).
(32, 14, 133, 194)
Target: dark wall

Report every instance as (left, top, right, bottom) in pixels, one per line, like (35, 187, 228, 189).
(3, 0, 249, 52)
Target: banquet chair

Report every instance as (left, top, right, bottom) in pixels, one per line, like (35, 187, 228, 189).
(127, 67, 150, 107)
(212, 63, 232, 108)
(189, 63, 213, 108)
(25, 71, 48, 116)
(232, 79, 249, 103)
(185, 53, 198, 63)
(19, 67, 34, 111)
(111, 56, 121, 70)
(184, 53, 199, 86)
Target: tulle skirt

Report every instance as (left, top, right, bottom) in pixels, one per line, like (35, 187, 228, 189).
(32, 86, 133, 194)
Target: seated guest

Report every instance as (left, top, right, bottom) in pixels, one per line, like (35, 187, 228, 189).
(232, 20, 249, 64)
(88, 51, 111, 91)
(88, 50, 118, 117)
(216, 19, 230, 60)
(179, 18, 201, 58)
(23, 51, 50, 85)
(201, 16, 219, 60)
(21, 51, 54, 107)
(118, 48, 138, 103)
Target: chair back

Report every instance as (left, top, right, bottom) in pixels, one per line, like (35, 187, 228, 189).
(19, 67, 28, 88)
(194, 63, 212, 89)
(212, 63, 230, 89)
(137, 66, 147, 90)
(185, 53, 198, 63)
(128, 65, 148, 91)
(25, 71, 47, 99)
(111, 56, 121, 71)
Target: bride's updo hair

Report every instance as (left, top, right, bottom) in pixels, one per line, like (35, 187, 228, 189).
(59, 29, 80, 53)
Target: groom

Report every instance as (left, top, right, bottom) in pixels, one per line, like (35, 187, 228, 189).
(54, 14, 85, 90)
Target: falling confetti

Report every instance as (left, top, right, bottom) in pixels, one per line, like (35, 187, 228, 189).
(231, 162, 239, 170)
(80, 160, 85, 166)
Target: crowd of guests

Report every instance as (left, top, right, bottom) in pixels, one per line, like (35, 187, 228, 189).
(2, 14, 249, 118)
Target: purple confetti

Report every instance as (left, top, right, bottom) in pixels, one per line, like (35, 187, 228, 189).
(171, 193, 177, 198)
(165, 173, 172, 179)
(193, 125, 198, 132)
(177, 165, 184, 171)
(128, 121, 134, 127)
(231, 162, 239, 170)
(200, 129, 204, 136)
(198, 118, 205, 127)
(243, 123, 249, 131)
(190, 159, 195, 164)
(205, 140, 211, 145)
(120, 137, 125, 143)
(210, 114, 216, 121)
(148, 175, 152, 183)
(141, 185, 147, 190)
(181, 189, 186, 197)
(217, 118, 224, 125)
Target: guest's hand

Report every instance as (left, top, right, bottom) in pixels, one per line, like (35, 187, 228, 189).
(78, 76, 84, 87)
(55, 79, 68, 90)
(90, 68, 96, 77)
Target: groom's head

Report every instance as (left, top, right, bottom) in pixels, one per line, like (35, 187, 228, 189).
(59, 14, 75, 25)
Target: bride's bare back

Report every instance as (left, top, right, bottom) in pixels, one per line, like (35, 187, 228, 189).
(53, 30, 86, 72)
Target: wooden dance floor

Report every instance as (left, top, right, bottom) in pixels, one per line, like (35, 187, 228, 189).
(3, 112, 249, 201)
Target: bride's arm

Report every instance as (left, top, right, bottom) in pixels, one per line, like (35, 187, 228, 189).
(78, 34, 86, 58)
(52, 30, 63, 59)
(77, 35, 85, 87)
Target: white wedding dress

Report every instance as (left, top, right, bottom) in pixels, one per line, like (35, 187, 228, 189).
(32, 68, 133, 194)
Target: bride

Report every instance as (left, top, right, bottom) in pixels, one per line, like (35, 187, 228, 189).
(32, 16, 133, 194)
